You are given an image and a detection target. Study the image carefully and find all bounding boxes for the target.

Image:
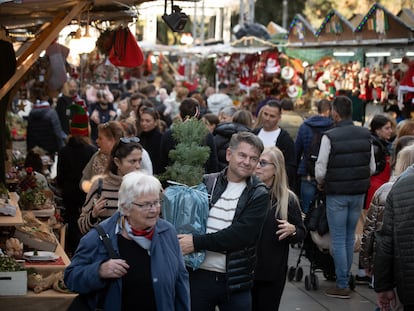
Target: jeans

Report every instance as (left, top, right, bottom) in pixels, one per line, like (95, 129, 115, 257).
(326, 194, 364, 289)
(300, 177, 317, 214)
(189, 269, 252, 311)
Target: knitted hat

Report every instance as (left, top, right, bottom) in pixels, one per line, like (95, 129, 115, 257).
(69, 104, 89, 137)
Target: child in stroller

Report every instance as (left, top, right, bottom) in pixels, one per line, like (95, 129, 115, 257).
(288, 192, 356, 291)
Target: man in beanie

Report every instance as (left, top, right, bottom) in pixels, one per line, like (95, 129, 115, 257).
(56, 79, 88, 136)
(56, 104, 97, 256)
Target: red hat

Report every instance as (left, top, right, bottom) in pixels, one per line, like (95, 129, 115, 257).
(69, 104, 89, 137)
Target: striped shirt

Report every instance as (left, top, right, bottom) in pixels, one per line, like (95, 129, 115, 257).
(200, 181, 246, 272)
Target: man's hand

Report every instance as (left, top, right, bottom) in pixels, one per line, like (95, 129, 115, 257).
(178, 234, 194, 255)
(317, 182, 325, 192)
(377, 290, 396, 311)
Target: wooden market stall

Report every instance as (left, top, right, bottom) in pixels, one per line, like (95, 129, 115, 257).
(0, 0, 153, 306)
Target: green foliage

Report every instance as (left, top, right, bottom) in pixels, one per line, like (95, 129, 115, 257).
(171, 118, 209, 144)
(197, 58, 216, 87)
(160, 118, 210, 186)
(254, 0, 306, 28)
(0, 256, 25, 272)
(0, 183, 7, 198)
(19, 189, 47, 208)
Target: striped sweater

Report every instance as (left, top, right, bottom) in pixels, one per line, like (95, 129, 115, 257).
(78, 172, 122, 234)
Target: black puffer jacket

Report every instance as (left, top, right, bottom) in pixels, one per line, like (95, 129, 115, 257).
(374, 166, 414, 306)
(324, 120, 372, 195)
(213, 122, 252, 170)
(194, 170, 269, 293)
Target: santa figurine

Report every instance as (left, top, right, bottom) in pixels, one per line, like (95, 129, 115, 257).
(264, 53, 280, 76)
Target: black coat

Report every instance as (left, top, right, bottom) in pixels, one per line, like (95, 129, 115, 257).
(254, 194, 306, 281)
(57, 137, 97, 205)
(375, 166, 414, 306)
(139, 127, 163, 175)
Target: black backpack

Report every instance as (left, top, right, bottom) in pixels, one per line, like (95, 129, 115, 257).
(305, 126, 324, 177)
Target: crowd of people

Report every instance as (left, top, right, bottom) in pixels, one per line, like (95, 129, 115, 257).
(13, 64, 414, 310)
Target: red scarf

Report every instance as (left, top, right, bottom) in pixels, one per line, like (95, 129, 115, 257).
(130, 227, 154, 240)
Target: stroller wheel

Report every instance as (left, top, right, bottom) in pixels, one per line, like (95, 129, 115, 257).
(349, 274, 356, 290)
(288, 267, 296, 281)
(295, 267, 303, 282)
(304, 275, 312, 291)
(311, 274, 319, 290)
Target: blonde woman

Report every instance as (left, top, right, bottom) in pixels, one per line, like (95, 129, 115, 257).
(252, 146, 306, 310)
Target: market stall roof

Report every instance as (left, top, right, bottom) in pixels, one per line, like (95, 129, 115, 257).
(0, 0, 159, 100)
(349, 14, 364, 29)
(314, 9, 356, 45)
(0, 0, 152, 30)
(286, 14, 317, 46)
(354, 3, 414, 43)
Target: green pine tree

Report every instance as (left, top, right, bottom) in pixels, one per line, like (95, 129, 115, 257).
(159, 118, 210, 187)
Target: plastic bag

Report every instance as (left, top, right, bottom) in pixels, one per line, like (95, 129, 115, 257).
(162, 183, 209, 270)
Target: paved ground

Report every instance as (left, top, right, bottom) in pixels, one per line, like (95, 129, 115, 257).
(279, 246, 378, 311)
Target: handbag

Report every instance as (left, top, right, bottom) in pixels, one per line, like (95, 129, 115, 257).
(67, 224, 119, 311)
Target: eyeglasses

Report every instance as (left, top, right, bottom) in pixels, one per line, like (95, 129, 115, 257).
(131, 199, 163, 211)
(120, 136, 140, 144)
(258, 160, 275, 168)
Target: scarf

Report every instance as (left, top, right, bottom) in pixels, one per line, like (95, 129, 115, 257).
(122, 217, 153, 253)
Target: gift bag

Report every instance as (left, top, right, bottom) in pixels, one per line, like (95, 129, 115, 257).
(161, 183, 209, 270)
(109, 28, 144, 68)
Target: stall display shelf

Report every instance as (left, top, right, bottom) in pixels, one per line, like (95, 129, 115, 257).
(0, 193, 23, 226)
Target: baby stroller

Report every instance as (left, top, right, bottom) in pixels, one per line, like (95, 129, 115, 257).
(288, 192, 355, 291)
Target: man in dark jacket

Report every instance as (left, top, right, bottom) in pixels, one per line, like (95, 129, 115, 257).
(178, 132, 269, 310)
(315, 96, 375, 299)
(295, 99, 333, 213)
(374, 165, 414, 311)
(27, 82, 65, 156)
(253, 100, 297, 192)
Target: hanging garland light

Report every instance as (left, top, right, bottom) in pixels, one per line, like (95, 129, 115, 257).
(355, 3, 378, 32)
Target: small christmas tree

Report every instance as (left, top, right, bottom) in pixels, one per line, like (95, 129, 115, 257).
(160, 118, 210, 186)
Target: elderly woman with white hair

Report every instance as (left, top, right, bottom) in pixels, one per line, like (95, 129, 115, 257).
(65, 171, 190, 311)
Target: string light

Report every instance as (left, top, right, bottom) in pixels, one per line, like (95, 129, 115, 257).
(315, 10, 343, 37)
(286, 15, 310, 40)
(355, 3, 378, 32)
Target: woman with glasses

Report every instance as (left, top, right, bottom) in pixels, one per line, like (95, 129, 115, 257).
(65, 171, 190, 311)
(252, 146, 306, 311)
(78, 138, 143, 235)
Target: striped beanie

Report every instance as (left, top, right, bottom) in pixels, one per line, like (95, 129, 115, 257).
(69, 104, 89, 137)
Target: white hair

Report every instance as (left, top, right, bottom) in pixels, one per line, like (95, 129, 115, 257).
(118, 171, 162, 214)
